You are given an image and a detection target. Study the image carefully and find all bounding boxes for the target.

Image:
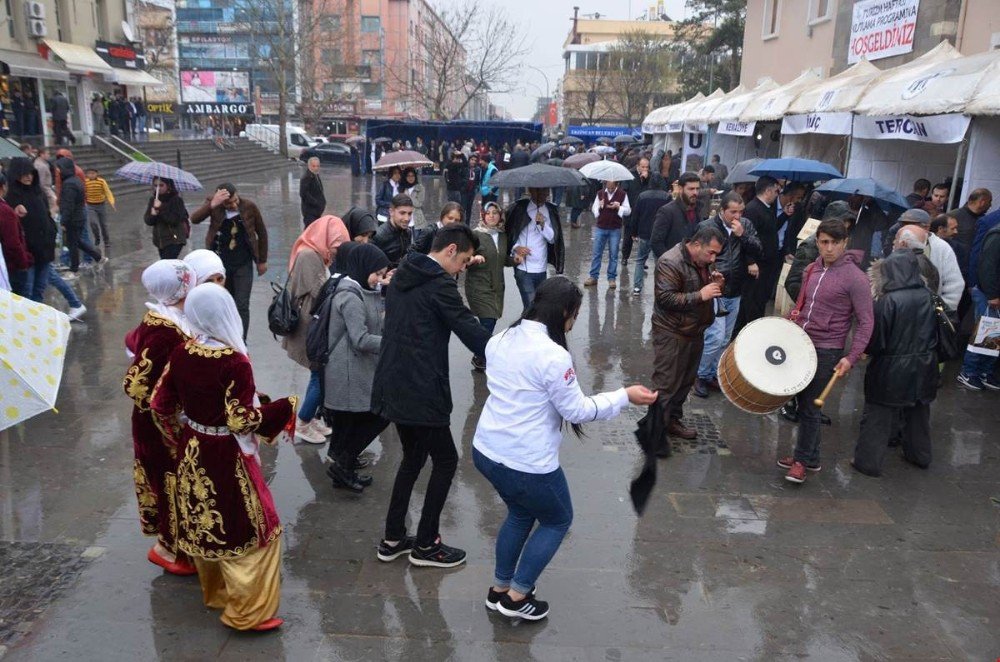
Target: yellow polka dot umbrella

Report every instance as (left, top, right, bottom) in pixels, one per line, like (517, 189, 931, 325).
(0, 290, 71, 430)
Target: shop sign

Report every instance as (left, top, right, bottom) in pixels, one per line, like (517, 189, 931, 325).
(853, 113, 970, 144)
(567, 125, 641, 138)
(717, 120, 756, 136)
(781, 112, 854, 136)
(180, 102, 254, 115)
(146, 102, 175, 114)
(848, 0, 920, 64)
(95, 40, 146, 70)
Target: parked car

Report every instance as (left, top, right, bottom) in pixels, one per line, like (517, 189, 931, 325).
(299, 141, 353, 165)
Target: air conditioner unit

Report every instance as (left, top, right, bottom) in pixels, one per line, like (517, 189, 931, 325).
(29, 19, 47, 37)
(25, 1, 45, 19)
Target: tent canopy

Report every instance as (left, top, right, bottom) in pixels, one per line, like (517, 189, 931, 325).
(642, 93, 705, 133)
(787, 60, 882, 115)
(967, 62, 1000, 115)
(685, 85, 746, 124)
(709, 79, 778, 123)
(740, 70, 823, 122)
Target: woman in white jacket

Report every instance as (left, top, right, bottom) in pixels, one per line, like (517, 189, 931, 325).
(472, 276, 657, 621)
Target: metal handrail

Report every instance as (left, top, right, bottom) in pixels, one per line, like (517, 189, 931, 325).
(105, 135, 153, 161)
(92, 135, 139, 162)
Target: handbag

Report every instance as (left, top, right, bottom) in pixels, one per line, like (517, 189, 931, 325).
(267, 278, 299, 337)
(930, 291, 961, 362)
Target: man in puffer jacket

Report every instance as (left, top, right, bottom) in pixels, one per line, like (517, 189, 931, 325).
(56, 157, 103, 274)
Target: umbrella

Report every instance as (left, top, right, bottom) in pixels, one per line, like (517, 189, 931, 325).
(372, 137, 392, 144)
(589, 146, 617, 155)
(489, 163, 586, 189)
(544, 157, 564, 167)
(115, 161, 202, 191)
(344, 136, 365, 146)
(596, 137, 613, 145)
(816, 177, 910, 214)
(530, 141, 557, 162)
(580, 160, 634, 182)
(748, 157, 844, 183)
(0, 291, 71, 431)
(559, 136, 584, 146)
(562, 152, 601, 169)
(724, 158, 764, 185)
(373, 150, 433, 171)
(613, 134, 638, 145)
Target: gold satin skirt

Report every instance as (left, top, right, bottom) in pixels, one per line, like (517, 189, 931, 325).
(193, 536, 282, 630)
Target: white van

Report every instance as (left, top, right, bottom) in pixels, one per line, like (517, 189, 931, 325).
(244, 124, 318, 158)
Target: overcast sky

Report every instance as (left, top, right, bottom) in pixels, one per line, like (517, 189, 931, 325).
(435, 0, 690, 120)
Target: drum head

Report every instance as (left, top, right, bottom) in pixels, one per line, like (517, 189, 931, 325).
(731, 317, 817, 397)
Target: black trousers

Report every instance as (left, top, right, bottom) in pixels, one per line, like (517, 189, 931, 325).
(621, 225, 634, 262)
(157, 244, 183, 260)
(225, 261, 254, 339)
(853, 401, 932, 475)
(65, 223, 101, 271)
(326, 410, 389, 465)
(733, 259, 779, 338)
(384, 424, 459, 547)
(460, 190, 476, 225)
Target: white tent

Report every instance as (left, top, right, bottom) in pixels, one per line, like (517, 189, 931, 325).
(685, 85, 746, 125)
(707, 80, 781, 169)
(676, 88, 726, 125)
(642, 92, 704, 135)
(740, 70, 823, 122)
(709, 79, 778, 124)
(788, 60, 882, 115)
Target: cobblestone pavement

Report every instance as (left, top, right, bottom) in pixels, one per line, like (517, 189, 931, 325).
(0, 164, 997, 661)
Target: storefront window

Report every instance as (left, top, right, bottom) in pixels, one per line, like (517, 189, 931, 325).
(0, 75, 43, 140)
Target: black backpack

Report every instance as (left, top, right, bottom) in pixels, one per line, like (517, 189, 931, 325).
(305, 274, 361, 371)
(267, 278, 299, 337)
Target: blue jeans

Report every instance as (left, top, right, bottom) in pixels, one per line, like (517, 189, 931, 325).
(569, 207, 583, 225)
(298, 370, 323, 422)
(961, 287, 998, 378)
(589, 227, 621, 280)
(632, 239, 651, 291)
(514, 269, 547, 310)
(23, 261, 81, 307)
(697, 296, 742, 380)
(551, 187, 563, 207)
(473, 448, 573, 596)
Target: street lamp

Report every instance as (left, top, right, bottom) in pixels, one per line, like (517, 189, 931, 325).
(525, 64, 550, 99)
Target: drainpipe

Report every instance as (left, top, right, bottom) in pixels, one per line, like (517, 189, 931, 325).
(955, 0, 969, 52)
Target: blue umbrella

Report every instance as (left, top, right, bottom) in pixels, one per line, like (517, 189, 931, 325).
(114, 160, 203, 191)
(748, 158, 843, 183)
(816, 177, 910, 214)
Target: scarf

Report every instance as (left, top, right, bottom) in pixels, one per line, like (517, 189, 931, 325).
(183, 249, 225, 285)
(184, 283, 248, 355)
(141, 259, 195, 334)
(288, 215, 349, 271)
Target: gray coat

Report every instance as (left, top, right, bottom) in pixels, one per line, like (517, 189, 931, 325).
(323, 277, 383, 412)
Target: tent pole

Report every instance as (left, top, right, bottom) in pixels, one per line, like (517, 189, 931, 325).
(949, 135, 967, 210)
(843, 115, 855, 176)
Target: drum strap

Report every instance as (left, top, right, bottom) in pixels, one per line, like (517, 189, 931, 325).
(789, 263, 817, 321)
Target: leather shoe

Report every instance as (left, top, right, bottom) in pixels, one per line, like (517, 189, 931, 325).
(667, 420, 697, 439)
(654, 440, 673, 458)
(692, 379, 709, 398)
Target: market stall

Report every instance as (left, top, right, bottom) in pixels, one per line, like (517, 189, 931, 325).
(706, 79, 780, 169)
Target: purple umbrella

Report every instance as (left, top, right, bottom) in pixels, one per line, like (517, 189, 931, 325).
(562, 152, 601, 169)
(373, 150, 433, 171)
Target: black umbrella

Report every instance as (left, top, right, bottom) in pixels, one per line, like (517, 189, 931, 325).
(530, 141, 557, 162)
(545, 157, 564, 167)
(596, 137, 613, 145)
(489, 163, 586, 189)
(558, 136, 584, 145)
(724, 158, 764, 185)
(613, 134, 638, 145)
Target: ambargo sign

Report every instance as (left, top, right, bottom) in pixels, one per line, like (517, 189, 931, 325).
(848, 0, 920, 64)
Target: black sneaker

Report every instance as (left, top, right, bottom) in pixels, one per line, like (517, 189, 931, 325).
(408, 538, 466, 568)
(497, 593, 549, 621)
(486, 586, 535, 611)
(376, 536, 415, 562)
(326, 463, 367, 493)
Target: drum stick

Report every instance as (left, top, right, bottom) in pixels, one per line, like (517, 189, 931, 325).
(813, 372, 840, 407)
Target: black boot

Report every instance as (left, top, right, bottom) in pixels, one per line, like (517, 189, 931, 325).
(326, 462, 367, 493)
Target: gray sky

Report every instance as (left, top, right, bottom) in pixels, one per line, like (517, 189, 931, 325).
(435, 0, 689, 120)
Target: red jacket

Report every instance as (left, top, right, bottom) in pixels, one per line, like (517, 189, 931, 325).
(0, 198, 33, 271)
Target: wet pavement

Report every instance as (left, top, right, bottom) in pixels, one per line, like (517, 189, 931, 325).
(1, 164, 997, 661)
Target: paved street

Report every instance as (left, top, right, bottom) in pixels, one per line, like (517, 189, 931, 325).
(1, 165, 997, 661)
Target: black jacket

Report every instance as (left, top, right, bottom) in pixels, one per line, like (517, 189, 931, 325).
(700, 214, 762, 298)
(4, 157, 55, 263)
(372, 220, 412, 268)
(864, 251, 938, 407)
(633, 190, 671, 241)
(744, 197, 780, 264)
(49, 93, 69, 121)
(978, 224, 1000, 299)
(785, 236, 819, 301)
(509, 148, 530, 169)
(624, 170, 666, 234)
(55, 158, 86, 227)
(370, 252, 490, 426)
(947, 205, 982, 254)
(445, 159, 466, 192)
(503, 199, 565, 274)
(566, 178, 598, 210)
(650, 198, 703, 259)
(299, 171, 325, 223)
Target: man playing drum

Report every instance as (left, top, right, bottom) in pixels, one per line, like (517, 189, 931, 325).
(778, 218, 874, 484)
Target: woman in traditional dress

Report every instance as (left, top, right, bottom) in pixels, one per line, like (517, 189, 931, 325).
(281, 215, 350, 443)
(150, 284, 296, 631)
(183, 248, 226, 285)
(123, 259, 198, 576)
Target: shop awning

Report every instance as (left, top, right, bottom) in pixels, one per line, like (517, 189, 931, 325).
(740, 70, 823, 122)
(787, 60, 882, 115)
(43, 40, 114, 76)
(107, 68, 163, 87)
(853, 41, 967, 116)
(709, 79, 778, 124)
(684, 85, 746, 124)
(0, 48, 69, 81)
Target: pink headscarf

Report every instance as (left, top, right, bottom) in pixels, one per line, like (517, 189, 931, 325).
(287, 215, 350, 271)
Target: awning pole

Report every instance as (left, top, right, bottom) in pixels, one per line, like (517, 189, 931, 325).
(949, 134, 967, 210)
(843, 115, 855, 176)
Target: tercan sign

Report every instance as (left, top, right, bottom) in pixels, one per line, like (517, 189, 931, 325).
(848, 0, 920, 64)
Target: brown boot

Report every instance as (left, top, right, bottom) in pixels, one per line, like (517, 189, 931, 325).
(667, 420, 697, 439)
(608, 279, 617, 289)
(583, 277, 598, 287)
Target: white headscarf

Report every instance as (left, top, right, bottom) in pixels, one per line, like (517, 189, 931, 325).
(183, 249, 226, 285)
(184, 283, 248, 355)
(141, 259, 195, 334)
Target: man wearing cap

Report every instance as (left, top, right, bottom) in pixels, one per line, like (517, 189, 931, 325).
(897, 209, 963, 312)
(190, 183, 269, 338)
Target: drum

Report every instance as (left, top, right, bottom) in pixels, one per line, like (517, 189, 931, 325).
(718, 317, 817, 414)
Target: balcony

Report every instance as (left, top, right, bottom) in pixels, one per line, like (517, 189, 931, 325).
(328, 65, 372, 81)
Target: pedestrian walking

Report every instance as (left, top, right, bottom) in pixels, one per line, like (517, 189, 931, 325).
(143, 177, 188, 260)
(623, 157, 665, 262)
(651, 224, 726, 448)
(852, 250, 938, 477)
(480, 156, 499, 206)
(630, 188, 671, 295)
(57, 157, 104, 274)
(402, 168, 426, 230)
(90, 95, 105, 136)
(957, 207, 1000, 391)
(151, 283, 296, 632)
(123, 259, 198, 577)
(466, 202, 511, 371)
(505, 188, 565, 310)
(583, 179, 630, 289)
(565, 177, 596, 229)
(190, 183, 269, 339)
(445, 151, 466, 205)
(0, 174, 32, 297)
(461, 154, 482, 224)
(84, 168, 116, 257)
(474, 276, 657, 621)
(282, 215, 350, 444)
(778, 218, 874, 484)
(49, 90, 75, 145)
(372, 224, 491, 568)
(299, 157, 326, 227)
(323, 242, 392, 492)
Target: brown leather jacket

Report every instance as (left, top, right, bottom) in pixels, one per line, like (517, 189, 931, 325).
(189, 197, 269, 264)
(653, 242, 714, 338)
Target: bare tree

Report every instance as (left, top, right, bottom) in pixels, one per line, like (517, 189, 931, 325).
(389, 4, 530, 120)
(561, 65, 614, 126)
(605, 29, 676, 129)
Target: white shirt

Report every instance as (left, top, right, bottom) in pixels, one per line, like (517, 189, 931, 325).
(473, 321, 630, 474)
(515, 202, 555, 273)
(590, 187, 631, 219)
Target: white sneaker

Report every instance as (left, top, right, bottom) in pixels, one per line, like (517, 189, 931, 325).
(313, 418, 332, 436)
(67, 305, 87, 321)
(62, 271, 79, 282)
(295, 418, 326, 445)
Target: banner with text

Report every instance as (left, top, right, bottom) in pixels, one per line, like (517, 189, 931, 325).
(717, 120, 756, 137)
(781, 112, 854, 136)
(852, 113, 969, 144)
(848, 0, 920, 64)
(681, 131, 706, 172)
